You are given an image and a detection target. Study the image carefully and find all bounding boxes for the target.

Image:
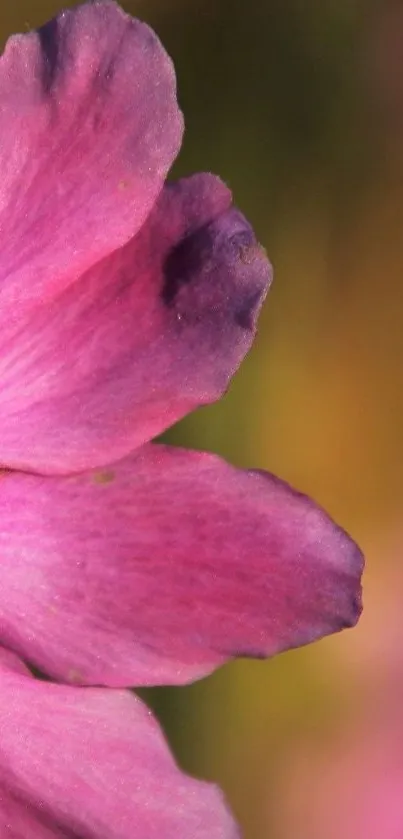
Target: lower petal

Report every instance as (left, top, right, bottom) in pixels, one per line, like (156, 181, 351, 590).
(0, 647, 238, 839)
(0, 444, 363, 686)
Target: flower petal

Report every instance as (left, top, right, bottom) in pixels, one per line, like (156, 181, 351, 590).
(0, 444, 363, 686)
(0, 0, 182, 327)
(0, 647, 238, 839)
(0, 175, 271, 473)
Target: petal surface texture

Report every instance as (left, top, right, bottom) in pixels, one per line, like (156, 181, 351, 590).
(0, 0, 182, 328)
(0, 175, 271, 473)
(0, 647, 238, 839)
(0, 444, 363, 686)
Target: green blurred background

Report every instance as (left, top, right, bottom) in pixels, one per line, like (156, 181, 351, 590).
(4, 1, 403, 836)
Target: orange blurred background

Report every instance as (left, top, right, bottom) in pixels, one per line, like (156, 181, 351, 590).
(4, 2, 403, 837)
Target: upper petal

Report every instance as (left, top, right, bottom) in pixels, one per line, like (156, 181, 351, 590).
(0, 175, 271, 473)
(0, 647, 238, 839)
(0, 444, 363, 686)
(0, 0, 182, 329)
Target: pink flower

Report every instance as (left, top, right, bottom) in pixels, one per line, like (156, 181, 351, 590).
(0, 1, 364, 835)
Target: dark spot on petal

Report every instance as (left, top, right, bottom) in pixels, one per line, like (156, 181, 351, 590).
(38, 18, 60, 90)
(162, 229, 205, 307)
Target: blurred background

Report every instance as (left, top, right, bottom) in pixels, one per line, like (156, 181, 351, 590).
(4, 1, 403, 836)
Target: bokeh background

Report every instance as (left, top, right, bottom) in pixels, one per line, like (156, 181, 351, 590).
(4, 1, 403, 837)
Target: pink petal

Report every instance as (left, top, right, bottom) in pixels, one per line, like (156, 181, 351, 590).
(0, 175, 271, 473)
(0, 1, 182, 328)
(0, 648, 238, 839)
(0, 444, 363, 687)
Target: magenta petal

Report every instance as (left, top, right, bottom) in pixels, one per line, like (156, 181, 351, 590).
(0, 175, 271, 473)
(0, 648, 238, 839)
(0, 1, 182, 327)
(0, 444, 363, 687)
